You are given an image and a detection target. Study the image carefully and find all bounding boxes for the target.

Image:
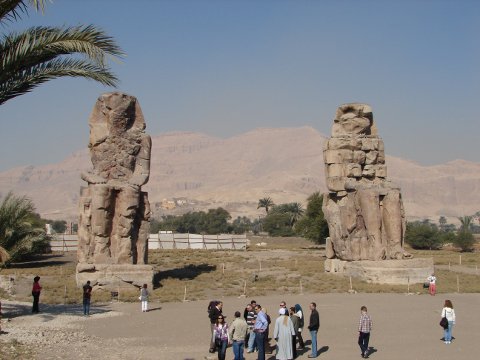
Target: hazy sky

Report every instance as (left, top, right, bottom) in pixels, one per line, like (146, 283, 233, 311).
(1, 0, 479, 171)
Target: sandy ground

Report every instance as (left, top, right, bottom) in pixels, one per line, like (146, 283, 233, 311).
(1, 292, 478, 360)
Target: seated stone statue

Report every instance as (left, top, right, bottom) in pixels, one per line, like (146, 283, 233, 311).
(322, 103, 411, 261)
(78, 92, 151, 265)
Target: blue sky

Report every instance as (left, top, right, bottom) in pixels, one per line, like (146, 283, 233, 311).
(1, 0, 479, 171)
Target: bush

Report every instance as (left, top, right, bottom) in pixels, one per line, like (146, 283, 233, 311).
(295, 192, 329, 244)
(454, 230, 475, 252)
(405, 222, 443, 250)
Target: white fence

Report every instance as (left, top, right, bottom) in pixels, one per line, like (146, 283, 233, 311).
(50, 233, 248, 252)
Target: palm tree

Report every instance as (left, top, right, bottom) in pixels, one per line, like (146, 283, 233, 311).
(0, 0, 124, 106)
(257, 197, 274, 214)
(287, 202, 304, 227)
(0, 192, 48, 265)
(458, 216, 472, 232)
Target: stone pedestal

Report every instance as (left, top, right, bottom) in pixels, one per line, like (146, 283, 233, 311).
(324, 258, 434, 285)
(76, 263, 154, 289)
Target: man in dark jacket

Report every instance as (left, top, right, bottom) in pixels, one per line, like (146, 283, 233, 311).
(307, 302, 319, 358)
(208, 301, 223, 352)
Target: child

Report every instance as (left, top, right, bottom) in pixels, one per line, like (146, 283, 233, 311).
(140, 284, 149, 312)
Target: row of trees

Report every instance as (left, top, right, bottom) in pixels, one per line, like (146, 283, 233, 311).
(257, 193, 329, 243)
(150, 193, 330, 244)
(405, 216, 476, 252)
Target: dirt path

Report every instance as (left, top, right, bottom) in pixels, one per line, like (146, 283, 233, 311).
(1, 293, 478, 360)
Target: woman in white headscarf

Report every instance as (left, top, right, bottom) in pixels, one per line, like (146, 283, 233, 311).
(273, 307, 296, 360)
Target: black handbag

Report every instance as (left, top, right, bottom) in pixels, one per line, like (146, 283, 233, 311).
(440, 317, 448, 329)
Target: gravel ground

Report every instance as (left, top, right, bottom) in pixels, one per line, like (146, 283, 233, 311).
(1, 293, 479, 360)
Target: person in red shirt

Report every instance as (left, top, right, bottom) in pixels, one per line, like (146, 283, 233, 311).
(32, 276, 42, 313)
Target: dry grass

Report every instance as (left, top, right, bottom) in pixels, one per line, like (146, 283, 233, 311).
(0, 238, 479, 305)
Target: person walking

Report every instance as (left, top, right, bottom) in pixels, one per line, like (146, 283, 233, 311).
(229, 311, 248, 360)
(294, 303, 305, 349)
(213, 314, 230, 360)
(427, 273, 437, 296)
(441, 300, 456, 344)
(82, 280, 93, 316)
(358, 306, 373, 358)
(307, 302, 319, 358)
(139, 284, 149, 312)
(209, 301, 223, 353)
(254, 304, 269, 360)
(31, 276, 42, 313)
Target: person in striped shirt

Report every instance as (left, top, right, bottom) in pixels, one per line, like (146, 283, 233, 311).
(358, 306, 373, 358)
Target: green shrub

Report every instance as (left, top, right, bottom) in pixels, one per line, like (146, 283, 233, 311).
(454, 230, 475, 252)
(405, 222, 443, 249)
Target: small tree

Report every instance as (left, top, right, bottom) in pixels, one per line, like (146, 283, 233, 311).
(452, 216, 476, 251)
(257, 197, 274, 214)
(405, 222, 443, 250)
(295, 192, 329, 244)
(0, 192, 50, 264)
(262, 212, 295, 237)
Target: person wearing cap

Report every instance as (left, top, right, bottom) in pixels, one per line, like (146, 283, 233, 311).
(274, 307, 296, 360)
(229, 311, 248, 360)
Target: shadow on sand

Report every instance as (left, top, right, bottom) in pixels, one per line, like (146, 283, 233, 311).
(1, 301, 113, 319)
(153, 263, 216, 288)
(6, 254, 72, 269)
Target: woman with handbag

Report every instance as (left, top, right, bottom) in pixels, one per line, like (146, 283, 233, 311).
(213, 315, 230, 360)
(441, 300, 456, 344)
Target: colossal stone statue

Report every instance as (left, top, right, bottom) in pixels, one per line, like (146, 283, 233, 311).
(322, 103, 411, 261)
(78, 92, 151, 266)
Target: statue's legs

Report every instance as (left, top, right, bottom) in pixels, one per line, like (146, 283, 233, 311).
(357, 189, 385, 260)
(383, 190, 410, 259)
(77, 187, 92, 263)
(136, 193, 151, 264)
(90, 184, 114, 263)
(113, 187, 140, 263)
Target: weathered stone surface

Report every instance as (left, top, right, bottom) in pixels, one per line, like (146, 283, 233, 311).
(324, 258, 434, 285)
(76, 264, 154, 289)
(323, 103, 411, 262)
(324, 149, 353, 164)
(77, 92, 153, 286)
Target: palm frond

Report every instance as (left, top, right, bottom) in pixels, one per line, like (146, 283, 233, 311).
(1, 25, 124, 79)
(0, 57, 118, 104)
(0, 0, 47, 23)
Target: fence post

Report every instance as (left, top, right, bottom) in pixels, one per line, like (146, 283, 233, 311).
(459, 255, 462, 265)
(456, 275, 460, 293)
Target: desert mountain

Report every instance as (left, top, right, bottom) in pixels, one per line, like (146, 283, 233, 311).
(0, 127, 479, 222)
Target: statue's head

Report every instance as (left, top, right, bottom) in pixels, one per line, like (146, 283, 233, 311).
(100, 92, 137, 134)
(332, 103, 377, 136)
(88, 92, 146, 145)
